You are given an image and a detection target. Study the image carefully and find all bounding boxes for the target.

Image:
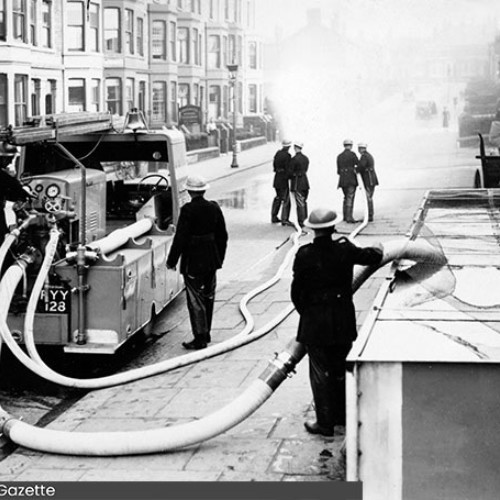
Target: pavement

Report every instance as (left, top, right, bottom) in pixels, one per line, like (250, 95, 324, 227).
(0, 143, 397, 482)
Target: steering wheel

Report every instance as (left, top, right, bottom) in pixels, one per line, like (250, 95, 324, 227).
(137, 173, 169, 194)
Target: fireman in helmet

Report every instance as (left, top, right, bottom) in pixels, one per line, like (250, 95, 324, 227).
(336, 139, 359, 223)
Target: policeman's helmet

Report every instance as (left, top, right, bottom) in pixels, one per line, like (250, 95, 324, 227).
(343, 139, 353, 147)
(186, 175, 210, 191)
(294, 141, 304, 149)
(304, 208, 342, 229)
(357, 142, 367, 149)
(281, 139, 292, 147)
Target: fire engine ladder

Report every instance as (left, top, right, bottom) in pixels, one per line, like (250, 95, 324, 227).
(0, 112, 115, 146)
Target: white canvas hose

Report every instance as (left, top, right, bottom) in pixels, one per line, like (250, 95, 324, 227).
(0, 223, 303, 389)
(0, 238, 446, 456)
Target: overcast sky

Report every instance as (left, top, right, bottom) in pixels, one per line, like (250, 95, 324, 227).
(255, 0, 500, 44)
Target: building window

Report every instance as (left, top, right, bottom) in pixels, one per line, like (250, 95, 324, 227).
(178, 83, 189, 107)
(190, 0, 196, 13)
(13, 0, 27, 42)
(248, 42, 256, 69)
(170, 81, 177, 121)
(224, 0, 229, 20)
(192, 28, 199, 65)
(228, 35, 236, 64)
(193, 83, 199, 106)
(152, 81, 166, 122)
(222, 35, 227, 67)
(152, 20, 166, 60)
(14, 75, 28, 126)
(31, 78, 41, 115)
(45, 79, 56, 114)
(177, 27, 189, 64)
(104, 7, 120, 53)
(208, 35, 220, 69)
(0, 74, 7, 127)
(169, 21, 176, 62)
(125, 78, 134, 111)
(138, 81, 146, 111)
(248, 84, 257, 113)
(89, 3, 99, 52)
(209, 0, 215, 19)
(30, 0, 37, 45)
(209, 85, 220, 118)
(68, 78, 85, 112)
(67, 1, 84, 51)
(41, 0, 51, 47)
(136, 17, 144, 56)
(125, 9, 134, 55)
(177, 0, 182, 9)
(0, 0, 6, 41)
(90, 79, 100, 112)
(106, 78, 122, 115)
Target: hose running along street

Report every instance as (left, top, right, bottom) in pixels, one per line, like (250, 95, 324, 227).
(0, 236, 447, 455)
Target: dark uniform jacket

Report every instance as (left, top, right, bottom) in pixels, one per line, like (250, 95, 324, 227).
(0, 169, 30, 241)
(291, 235, 383, 346)
(272, 148, 291, 190)
(289, 152, 310, 192)
(337, 150, 359, 188)
(166, 196, 228, 276)
(357, 151, 378, 188)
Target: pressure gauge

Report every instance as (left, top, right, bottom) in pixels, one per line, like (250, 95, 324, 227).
(46, 184, 60, 198)
(35, 184, 44, 193)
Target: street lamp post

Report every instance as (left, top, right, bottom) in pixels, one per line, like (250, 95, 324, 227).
(227, 63, 239, 168)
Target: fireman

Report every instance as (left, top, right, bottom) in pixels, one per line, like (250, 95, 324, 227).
(356, 142, 379, 222)
(336, 139, 359, 223)
(166, 175, 228, 350)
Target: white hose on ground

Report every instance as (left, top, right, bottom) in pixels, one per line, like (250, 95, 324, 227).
(4, 182, 364, 389)
(0, 237, 446, 455)
(0, 222, 302, 389)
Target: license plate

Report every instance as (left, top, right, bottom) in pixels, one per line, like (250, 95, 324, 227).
(37, 286, 71, 314)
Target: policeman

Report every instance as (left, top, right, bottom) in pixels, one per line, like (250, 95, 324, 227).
(271, 139, 292, 225)
(357, 142, 378, 222)
(289, 141, 310, 228)
(166, 175, 228, 350)
(291, 208, 383, 436)
(336, 139, 359, 223)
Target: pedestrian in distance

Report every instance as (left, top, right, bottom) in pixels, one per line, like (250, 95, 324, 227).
(442, 106, 450, 128)
(271, 139, 293, 226)
(290, 207, 383, 437)
(337, 139, 359, 223)
(356, 142, 379, 222)
(166, 175, 228, 350)
(289, 141, 310, 228)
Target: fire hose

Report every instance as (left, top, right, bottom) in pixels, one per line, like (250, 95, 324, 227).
(0, 237, 446, 455)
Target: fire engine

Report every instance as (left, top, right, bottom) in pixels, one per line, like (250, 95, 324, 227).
(0, 111, 188, 354)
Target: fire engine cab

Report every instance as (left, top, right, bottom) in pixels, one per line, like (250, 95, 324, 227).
(1, 111, 189, 354)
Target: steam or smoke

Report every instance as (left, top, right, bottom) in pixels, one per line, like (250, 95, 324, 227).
(257, 0, 500, 208)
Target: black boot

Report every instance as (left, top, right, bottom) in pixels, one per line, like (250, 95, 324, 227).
(182, 338, 207, 350)
(304, 420, 334, 437)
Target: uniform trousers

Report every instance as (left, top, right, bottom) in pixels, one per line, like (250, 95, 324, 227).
(271, 186, 291, 222)
(185, 271, 216, 343)
(342, 186, 357, 221)
(364, 185, 375, 220)
(292, 190, 309, 226)
(306, 343, 352, 429)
